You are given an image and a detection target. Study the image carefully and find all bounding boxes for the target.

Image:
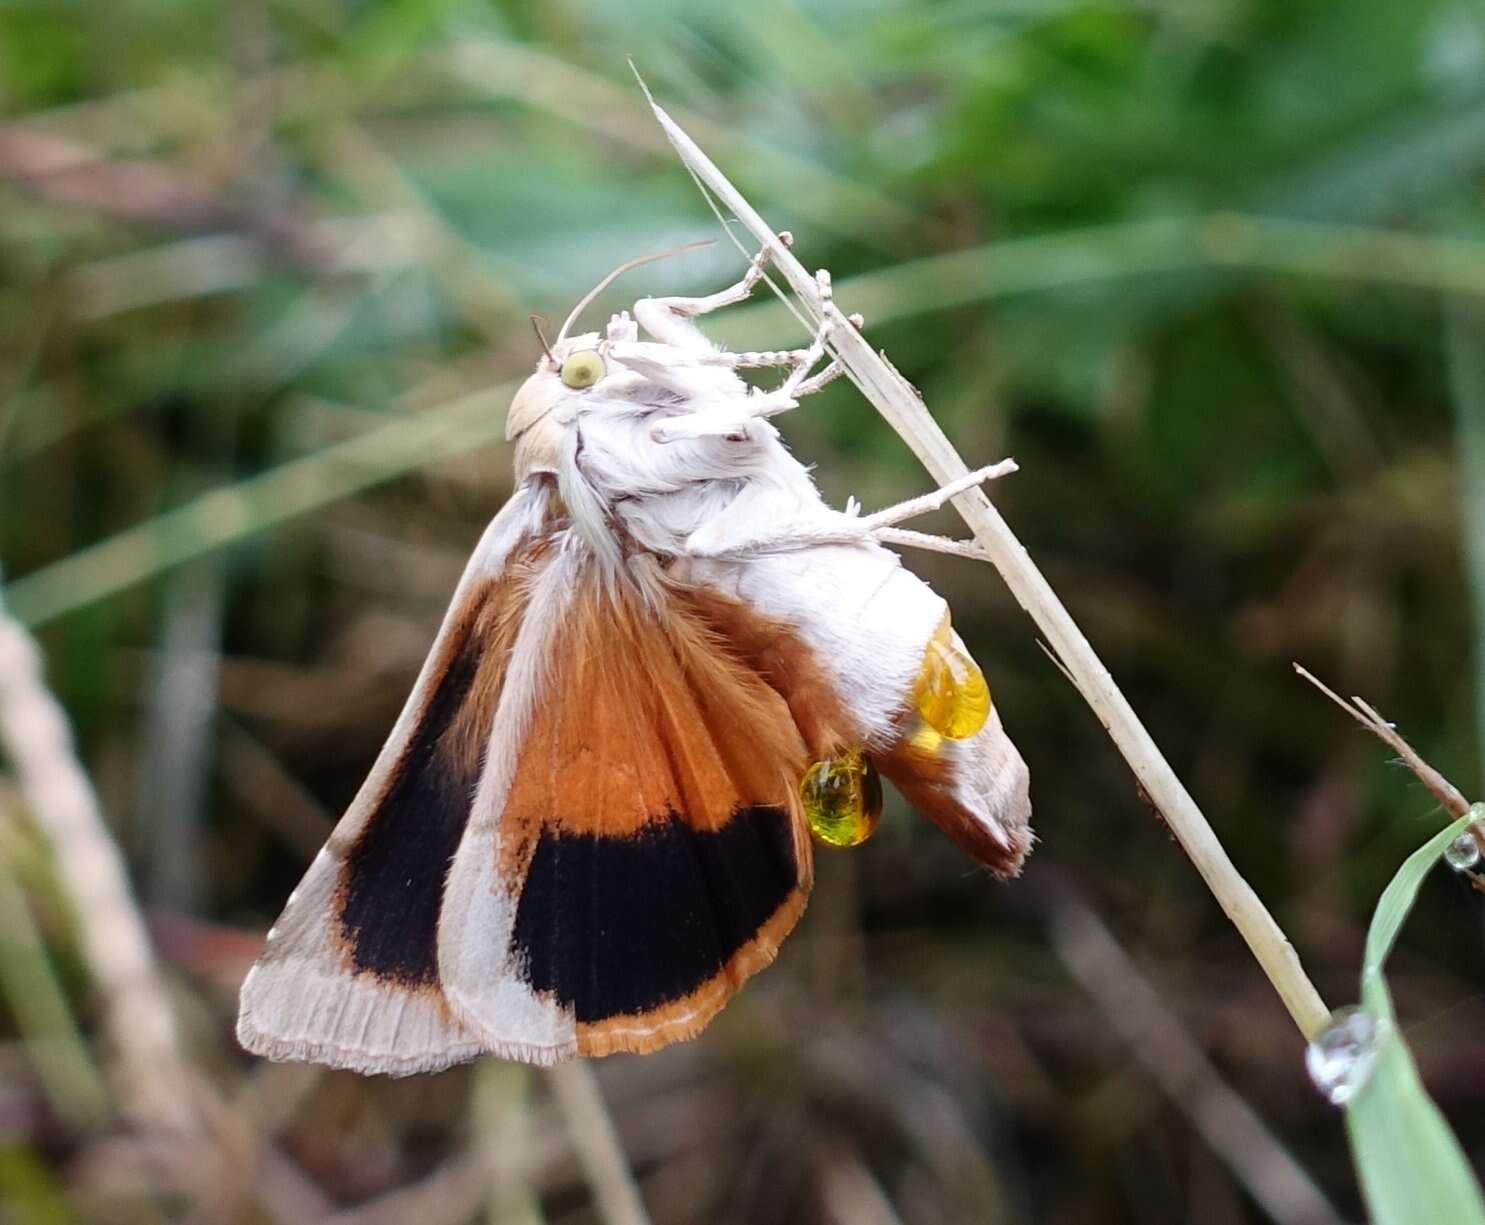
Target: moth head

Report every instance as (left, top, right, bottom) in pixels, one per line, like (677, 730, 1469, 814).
(507, 330, 613, 477)
(507, 241, 715, 477)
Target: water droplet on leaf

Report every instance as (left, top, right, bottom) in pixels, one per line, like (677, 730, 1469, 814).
(1444, 831, 1481, 871)
(1305, 1006, 1386, 1106)
(801, 750, 882, 848)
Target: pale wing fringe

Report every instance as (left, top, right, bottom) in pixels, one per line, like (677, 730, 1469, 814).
(643, 89, 1332, 1040)
(235, 853, 493, 1075)
(237, 489, 545, 1074)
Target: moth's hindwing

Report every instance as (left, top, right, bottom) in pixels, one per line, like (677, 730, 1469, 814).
(875, 705, 1033, 877)
(437, 561, 815, 1063)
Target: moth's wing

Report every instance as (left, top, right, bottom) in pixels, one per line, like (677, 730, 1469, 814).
(687, 542, 1033, 877)
(875, 704, 1033, 876)
(236, 487, 550, 1076)
(437, 558, 813, 1064)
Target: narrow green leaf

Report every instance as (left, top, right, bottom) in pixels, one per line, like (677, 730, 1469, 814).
(0, 1145, 74, 1225)
(2, 387, 513, 629)
(0, 868, 110, 1128)
(1343, 805, 1485, 1225)
(1448, 305, 1485, 795)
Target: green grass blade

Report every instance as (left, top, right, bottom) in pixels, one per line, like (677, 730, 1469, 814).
(0, 867, 110, 1129)
(3, 386, 514, 629)
(0, 1146, 74, 1225)
(1343, 806, 1485, 1225)
(1449, 307, 1485, 794)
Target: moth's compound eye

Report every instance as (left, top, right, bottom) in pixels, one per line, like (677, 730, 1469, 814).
(560, 350, 605, 390)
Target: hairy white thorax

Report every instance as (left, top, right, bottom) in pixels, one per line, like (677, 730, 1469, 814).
(512, 320, 832, 572)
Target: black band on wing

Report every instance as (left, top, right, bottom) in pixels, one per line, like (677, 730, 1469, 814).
(338, 632, 482, 986)
(509, 804, 797, 1023)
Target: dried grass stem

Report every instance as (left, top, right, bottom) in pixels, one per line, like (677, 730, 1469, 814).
(646, 94, 1332, 1040)
(0, 595, 197, 1131)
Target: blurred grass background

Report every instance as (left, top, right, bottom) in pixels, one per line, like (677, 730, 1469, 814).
(3, 0, 1485, 1221)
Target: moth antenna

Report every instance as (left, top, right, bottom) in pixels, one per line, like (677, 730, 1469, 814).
(530, 314, 557, 364)
(556, 239, 715, 345)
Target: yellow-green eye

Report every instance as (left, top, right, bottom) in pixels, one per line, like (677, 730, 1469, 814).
(560, 350, 605, 389)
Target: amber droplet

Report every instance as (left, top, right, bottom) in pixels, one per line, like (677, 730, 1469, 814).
(913, 615, 990, 740)
(907, 720, 944, 756)
(800, 750, 882, 848)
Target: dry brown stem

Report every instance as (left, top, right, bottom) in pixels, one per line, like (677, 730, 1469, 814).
(0, 596, 198, 1133)
(546, 1062, 652, 1225)
(1294, 664, 1471, 819)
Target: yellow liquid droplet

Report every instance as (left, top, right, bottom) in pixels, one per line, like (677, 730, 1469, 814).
(913, 615, 990, 740)
(800, 750, 882, 848)
(908, 721, 945, 756)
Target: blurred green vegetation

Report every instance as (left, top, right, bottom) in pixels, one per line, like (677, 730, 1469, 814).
(4, 1, 1485, 1222)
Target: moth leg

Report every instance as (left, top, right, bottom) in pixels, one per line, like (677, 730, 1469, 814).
(724, 345, 816, 371)
(634, 232, 793, 352)
(854, 460, 1019, 530)
(772, 275, 865, 400)
(776, 271, 837, 395)
(790, 352, 850, 397)
(682, 461, 1017, 559)
(736, 273, 857, 420)
(677, 339, 845, 430)
(649, 412, 763, 445)
(873, 527, 988, 560)
(651, 384, 805, 436)
(690, 521, 983, 562)
(724, 313, 861, 376)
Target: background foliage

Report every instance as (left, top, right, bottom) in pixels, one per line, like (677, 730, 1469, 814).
(3, 1, 1485, 1221)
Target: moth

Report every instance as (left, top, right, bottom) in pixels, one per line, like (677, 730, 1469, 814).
(237, 236, 1032, 1073)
